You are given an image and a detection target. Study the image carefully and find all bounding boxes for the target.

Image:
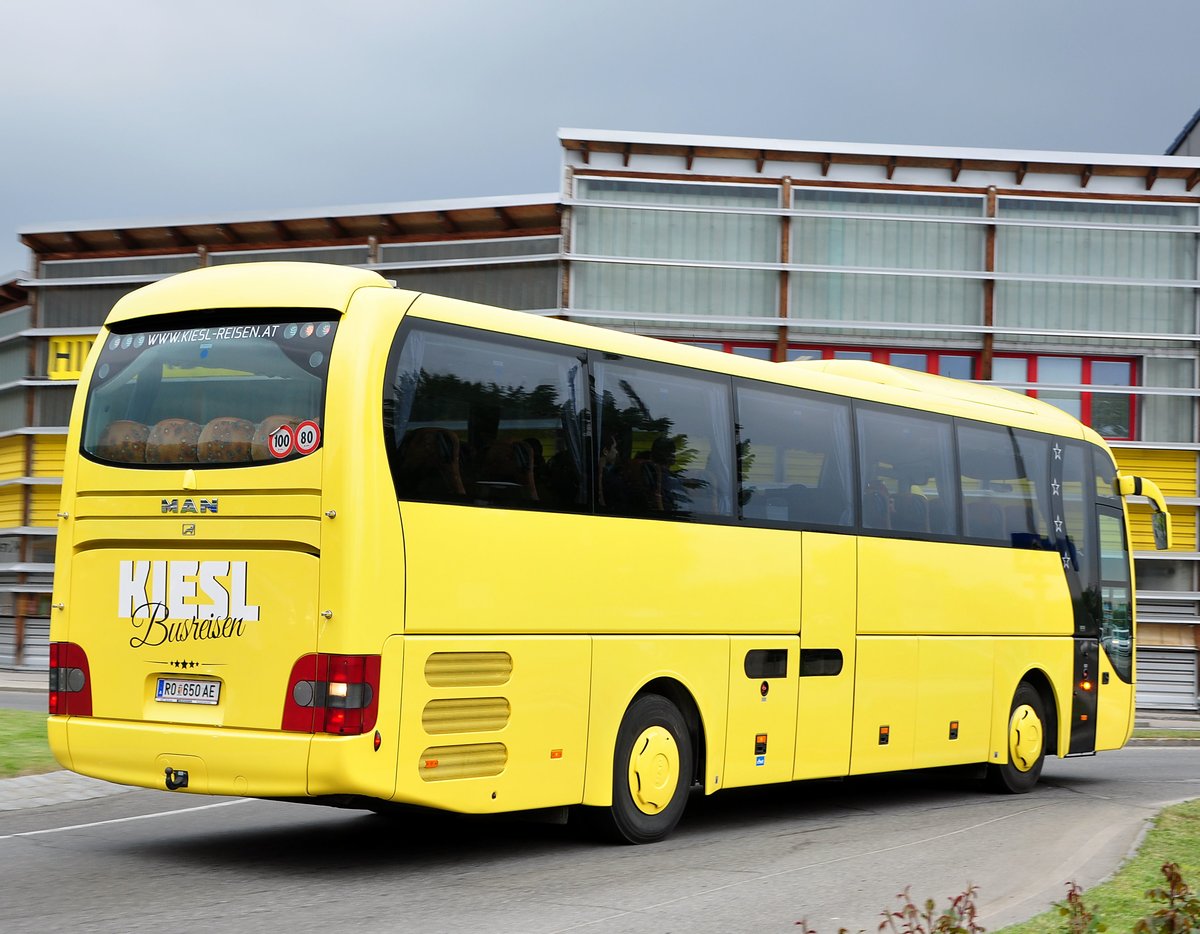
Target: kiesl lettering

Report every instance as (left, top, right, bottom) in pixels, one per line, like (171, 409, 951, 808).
(118, 560, 261, 648)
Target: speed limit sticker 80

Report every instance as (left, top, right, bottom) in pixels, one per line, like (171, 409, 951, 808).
(294, 420, 321, 455)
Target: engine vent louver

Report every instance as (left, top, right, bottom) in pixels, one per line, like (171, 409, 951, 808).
(424, 652, 513, 687)
(422, 697, 511, 734)
(418, 743, 507, 781)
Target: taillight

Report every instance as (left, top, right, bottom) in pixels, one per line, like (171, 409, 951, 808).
(281, 653, 380, 735)
(48, 642, 92, 717)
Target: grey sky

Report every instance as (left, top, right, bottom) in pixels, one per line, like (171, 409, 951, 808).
(3, 0, 1199, 276)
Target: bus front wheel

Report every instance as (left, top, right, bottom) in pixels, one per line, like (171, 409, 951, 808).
(593, 694, 694, 844)
(987, 682, 1047, 794)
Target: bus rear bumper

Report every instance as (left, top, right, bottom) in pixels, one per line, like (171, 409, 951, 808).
(57, 716, 315, 799)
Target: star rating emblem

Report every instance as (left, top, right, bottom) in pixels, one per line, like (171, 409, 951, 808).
(1062, 554, 1072, 569)
(1051, 478, 1061, 496)
(1054, 515, 1064, 534)
(1053, 443, 1062, 460)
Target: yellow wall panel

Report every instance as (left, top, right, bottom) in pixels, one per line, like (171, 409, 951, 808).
(1128, 503, 1194, 552)
(29, 487, 64, 526)
(1113, 449, 1196, 498)
(32, 435, 67, 478)
(0, 436, 25, 482)
(0, 488, 23, 528)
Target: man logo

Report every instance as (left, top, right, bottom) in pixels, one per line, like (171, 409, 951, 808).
(161, 498, 219, 515)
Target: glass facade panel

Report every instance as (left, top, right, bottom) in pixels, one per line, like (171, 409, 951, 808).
(1141, 357, 1194, 443)
(572, 179, 780, 329)
(1037, 356, 1082, 420)
(790, 272, 982, 337)
(939, 355, 974, 379)
(889, 353, 927, 371)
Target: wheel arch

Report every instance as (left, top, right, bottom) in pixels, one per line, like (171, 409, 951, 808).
(635, 677, 706, 788)
(1015, 667, 1060, 758)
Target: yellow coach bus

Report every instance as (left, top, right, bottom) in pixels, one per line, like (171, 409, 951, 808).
(48, 262, 1171, 844)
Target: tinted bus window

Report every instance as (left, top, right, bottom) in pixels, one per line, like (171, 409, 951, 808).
(857, 406, 956, 535)
(957, 423, 1051, 548)
(735, 382, 853, 527)
(384, 322, 588, 511)
(82, 314, 337, 467)
(594, 357, 733, 520)
(1098, 507, 1133, 682)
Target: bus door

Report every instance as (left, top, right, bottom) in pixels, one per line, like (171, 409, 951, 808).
(793, 532, 856, 781)
(1058, 442, 1103, 755)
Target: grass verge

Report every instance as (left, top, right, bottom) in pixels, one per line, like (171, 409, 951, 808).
(0, 708, 57, 778)
(1131, 728, 1200, 741)
(995, 797, 1200, 932)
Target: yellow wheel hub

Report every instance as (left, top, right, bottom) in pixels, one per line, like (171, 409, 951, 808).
(1008, 703, 1043, 772)
(627, 726, 679, 815)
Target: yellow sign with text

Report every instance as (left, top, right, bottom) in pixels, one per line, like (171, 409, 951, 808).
(47, 335, 96, 380)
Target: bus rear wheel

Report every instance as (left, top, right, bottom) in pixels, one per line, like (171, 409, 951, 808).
(987, 682, 1047, 794)
(592, 694, 694, 844)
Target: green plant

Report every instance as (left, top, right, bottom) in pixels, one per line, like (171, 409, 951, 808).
(1133, 863, 1200, 933)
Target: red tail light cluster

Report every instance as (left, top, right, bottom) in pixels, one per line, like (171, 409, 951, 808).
(282, 653, 381, 735)
(49, 642, 92, 717)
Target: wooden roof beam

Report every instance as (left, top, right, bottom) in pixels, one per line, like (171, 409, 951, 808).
(378, 214, 401, 235)
(1145, 167, 1158, 191)
(685, 146, 695, 171)
(755, 150, 766, 173)
(112, 229, 135, 250)
(951, 159, 962, 182)
(211, 225, 238, 244)
(580, 141, 590, 165)
(439, 212, 459, 234)
(165, 227, 193, 248)
(821, 153, 833, 176)
(622, 143, 632, 167)
(1187, 169, 1200, 192)
(1015, 162, 1028, 185)
(270, 221, 293, 242)
(1080, 165, 1093, 188)
(494, 207, 516, 229)
(886, 156, 897, 180)
(325, 217, 349, 238)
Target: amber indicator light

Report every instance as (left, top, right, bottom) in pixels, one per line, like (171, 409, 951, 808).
(879, 725, 890, 746)
(550, 749, 563, 759)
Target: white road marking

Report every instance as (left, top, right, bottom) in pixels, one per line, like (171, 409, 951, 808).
(0, 798, 248, 841)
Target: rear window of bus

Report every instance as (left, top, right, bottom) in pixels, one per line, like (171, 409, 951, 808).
(81, 312, 337, 467)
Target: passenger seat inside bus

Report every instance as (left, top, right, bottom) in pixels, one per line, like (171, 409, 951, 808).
(395, 427, 466, 498)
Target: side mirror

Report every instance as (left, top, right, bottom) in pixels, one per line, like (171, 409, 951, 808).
(1152, 511, 1169, 552)
(1117, 474, 1172, 550)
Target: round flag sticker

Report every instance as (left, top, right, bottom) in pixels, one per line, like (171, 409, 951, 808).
(294, 420, 321, 455)
(268, 425, 294, 458)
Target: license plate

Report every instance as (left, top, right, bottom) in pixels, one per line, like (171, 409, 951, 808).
(155, 677, 221, 705)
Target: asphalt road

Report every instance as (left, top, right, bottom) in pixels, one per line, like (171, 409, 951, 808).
(2, 746, 1199, 933)
(0, 689, 45, 712)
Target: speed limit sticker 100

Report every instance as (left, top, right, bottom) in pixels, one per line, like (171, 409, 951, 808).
(294, 420, 321, 455)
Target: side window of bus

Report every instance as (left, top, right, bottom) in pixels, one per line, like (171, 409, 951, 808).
(956, 423, 1051, 548)
(384, 322, 589, 511)
(856, 406, 956, 536)
(735, 382, 853, 528)
(1060, 444, 1095, 593)
(593, 356, 733, 521)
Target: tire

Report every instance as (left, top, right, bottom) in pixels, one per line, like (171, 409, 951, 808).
(987, 682, 1047, 794)
(589, 693, 694, 844)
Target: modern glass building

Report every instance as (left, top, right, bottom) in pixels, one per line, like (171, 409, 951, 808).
(4, 128, 1200, 709)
